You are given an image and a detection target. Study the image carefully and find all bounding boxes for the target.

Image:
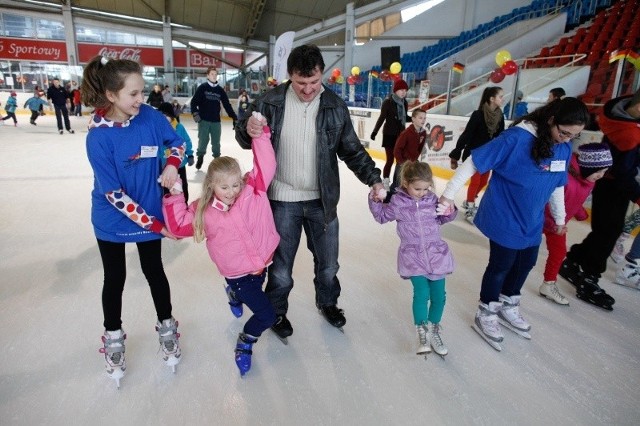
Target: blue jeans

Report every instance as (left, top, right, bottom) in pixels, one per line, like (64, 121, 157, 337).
(225, 271, 276, 337)
(479, 240, 539, 304)
(266, 199, 340, 315)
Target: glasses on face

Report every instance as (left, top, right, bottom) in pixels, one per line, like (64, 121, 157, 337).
(556, 124, 581, 140)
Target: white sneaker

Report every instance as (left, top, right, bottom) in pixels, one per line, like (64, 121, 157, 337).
(427, 323, 448, 356)
(475, 302, 504, 342)
(416, 323, 431, 355)
(614, 257, 640, 290)
(156, 317, 182, 368)
(498, 295, 531, 332)
(539, 281, 570, 305)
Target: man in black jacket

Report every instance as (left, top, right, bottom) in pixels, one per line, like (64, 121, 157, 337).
(236, 44, 383, 341)
(46, 78, 74, 135)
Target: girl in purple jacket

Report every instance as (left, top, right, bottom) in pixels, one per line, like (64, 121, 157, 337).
(369, 161, 457, 357)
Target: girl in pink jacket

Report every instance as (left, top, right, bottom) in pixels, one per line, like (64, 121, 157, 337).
(541, 143, 612, 305)
(162, 113, 279, 376)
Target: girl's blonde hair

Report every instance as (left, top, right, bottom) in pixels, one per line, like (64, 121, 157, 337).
(400, 161, 434, 191)
(193, 156, 242, 242)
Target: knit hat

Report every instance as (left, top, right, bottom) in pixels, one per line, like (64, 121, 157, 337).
(157, 102, 175, 119)
(577, 143, 612, 178)
(393, 79, 408, 92)
(10, 91, 16, 96)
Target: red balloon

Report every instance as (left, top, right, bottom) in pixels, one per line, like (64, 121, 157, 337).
(490, 68, 505, 83)
(331, 68, 341, 78)
(501, 60, 518, 75)
(379, 70, 390, 81)
(328, 76, 336, 84)
(390, 73, 401, 82)
(347, 75, 356, 85)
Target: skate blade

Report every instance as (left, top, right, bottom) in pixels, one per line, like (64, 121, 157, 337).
(164, 355, 181, 369)
(497, 319, 532, 340)
(576, 292, 614, 310)
(272, 329, 289, 345)
(470, 324, 502, 351)
(539, 293, 570, 306)
(107, 368, 125, 389)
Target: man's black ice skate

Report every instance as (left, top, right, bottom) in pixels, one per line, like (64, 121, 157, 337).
(271, 314, 292, 344)
(559, 258, 582, 287)
(576, 273, 615, 311)
(319, 305, 346, 331)
(195, 155, 204, 170)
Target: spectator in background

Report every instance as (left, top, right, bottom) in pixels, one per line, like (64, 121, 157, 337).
(162, 85, 173, 103)
(547, 87, 566, 103)
(147, 84, 164, 108)
(504, 90, 528, 120)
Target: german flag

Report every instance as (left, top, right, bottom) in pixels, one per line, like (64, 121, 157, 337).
(370, 70, 379, 79)
(609, 49, 632, 64)
(452, 62, 465, 73)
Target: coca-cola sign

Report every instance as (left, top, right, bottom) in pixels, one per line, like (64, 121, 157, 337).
(78, 43, 163, 66)
(97, 47, 141, 61)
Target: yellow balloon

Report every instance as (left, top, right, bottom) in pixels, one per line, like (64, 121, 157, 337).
(389, 62, 402, 74)
(495, 50, 511, 67)
(351, 66, 361, 76)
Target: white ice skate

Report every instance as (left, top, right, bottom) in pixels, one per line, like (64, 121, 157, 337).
(156, 317, 182, 372)
(427, 323, 448, 359)
(610, 233, 629, 263)
(99, 329, 126, 389)
(416, 323, 431, 358)
(472, 301, 504, 351)
(614, 258, 640, 290)
(497, 294, 531, 339)
(539, 281, 570, 305)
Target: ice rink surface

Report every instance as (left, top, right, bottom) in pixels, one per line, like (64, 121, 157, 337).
(1, 114, 639, 425)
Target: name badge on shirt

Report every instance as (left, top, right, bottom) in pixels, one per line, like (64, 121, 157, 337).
(549, 160, 566, 172)
(140, 146, 158, 158)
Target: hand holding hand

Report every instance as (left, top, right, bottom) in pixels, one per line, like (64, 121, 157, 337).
(554, 225, 568, 235)
(370, 183, 387, 202)
(158, 165, 179, 190)
(160, 226, 178, 240)
(436, 200, 454, 216)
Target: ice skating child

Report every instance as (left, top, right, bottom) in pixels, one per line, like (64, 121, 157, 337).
(440, 98, 590, 350)
(24, 91, 49, 125)
(83, 55, 185, 387)
(541, 143, 612, 305)
(449, 86, 505, 224)
(158, 102, 194, 202)
(2, 91, 18, 126)
(162, 112, 279, 376)
(610, 210, 640, 263)
(370, 79, 410, 190)
(385, 108, 427, 199)
(368, 161, 457, 356)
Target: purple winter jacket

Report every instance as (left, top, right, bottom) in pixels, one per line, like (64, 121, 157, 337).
(369, 189, 457, 280)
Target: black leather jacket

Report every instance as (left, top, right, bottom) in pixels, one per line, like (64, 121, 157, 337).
(236, 82, 381, 223)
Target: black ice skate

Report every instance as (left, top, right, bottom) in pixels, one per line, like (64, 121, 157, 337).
(271, 314, 292, 345)
(576, 274, 615, 311)
(558, 258, 582, 287)
(318, 305, 346, 332)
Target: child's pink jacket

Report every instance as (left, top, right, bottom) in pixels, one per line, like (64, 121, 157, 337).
(543, 153, 596, 232)
(162, 129, 280, 277)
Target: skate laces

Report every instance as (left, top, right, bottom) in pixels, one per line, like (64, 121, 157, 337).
(478, 309, 500, 333)
(157, 318, 180, 355)
(417, 324, 428, 345)
(430, 324, 444, 347)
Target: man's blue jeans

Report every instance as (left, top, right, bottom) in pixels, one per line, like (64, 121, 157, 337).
(266, 199, 341, 315)
(480, 239, 539, 304)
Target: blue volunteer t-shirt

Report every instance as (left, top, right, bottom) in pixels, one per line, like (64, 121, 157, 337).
(472, 126, 571, 249)
(87, 104, 183, 243)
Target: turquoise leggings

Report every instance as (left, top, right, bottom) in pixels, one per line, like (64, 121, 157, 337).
(409, 276, 446, 325)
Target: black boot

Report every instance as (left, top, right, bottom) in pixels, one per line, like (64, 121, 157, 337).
(195, 155, 204, 170)
(576, 273, 615, 310)
(271, 314, 293, 338)
(559, 258, 582, 287)
(319, 305, 346, 328)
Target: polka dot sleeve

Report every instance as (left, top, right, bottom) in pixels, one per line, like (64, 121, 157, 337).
(106, 189, 164, 233)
